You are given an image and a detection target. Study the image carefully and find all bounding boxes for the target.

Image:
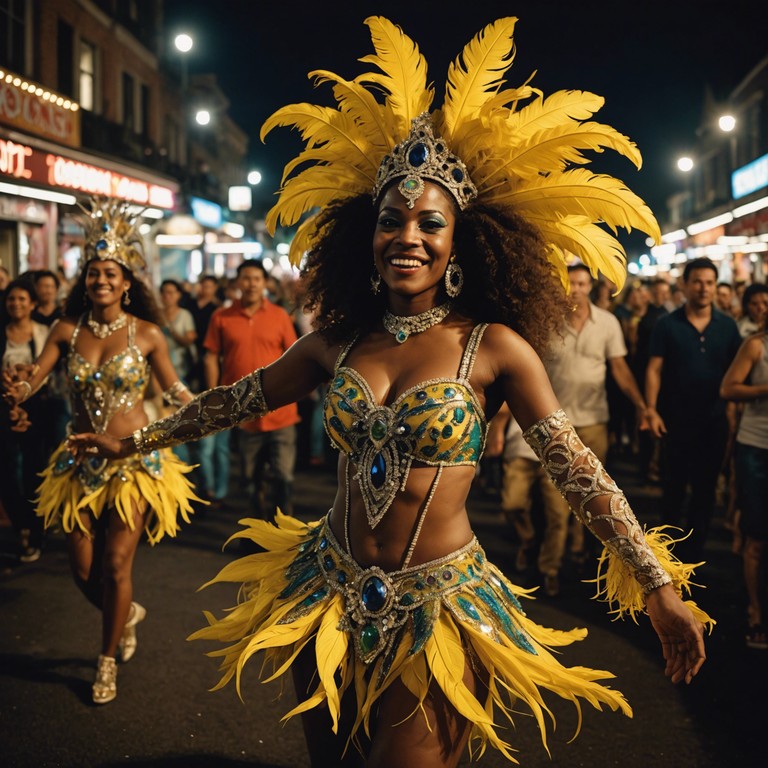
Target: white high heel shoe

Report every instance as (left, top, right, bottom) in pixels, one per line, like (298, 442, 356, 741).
(118, 602, 147, 663)
(92, 654, 117, 704)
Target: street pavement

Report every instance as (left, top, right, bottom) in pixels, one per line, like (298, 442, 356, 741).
(1, 452, 765, 767)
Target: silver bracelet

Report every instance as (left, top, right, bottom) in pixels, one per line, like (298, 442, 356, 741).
(17, 380, 33, 403)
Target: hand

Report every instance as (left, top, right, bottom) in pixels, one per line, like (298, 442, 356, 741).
(9, 405, 31, 433)
(643, 408, 667, 438)
(646, 584, 706, 684)
(67, 432, 129, 460)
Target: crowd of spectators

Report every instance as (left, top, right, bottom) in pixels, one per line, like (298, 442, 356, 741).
(2, 256, 767, 650)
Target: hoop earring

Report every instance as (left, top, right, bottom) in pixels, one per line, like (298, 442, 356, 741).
(370, 270, 381, 295)
(123, 289, 131, 306)
(445, 256, 463, 298)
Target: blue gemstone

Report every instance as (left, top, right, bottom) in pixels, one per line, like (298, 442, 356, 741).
(345, 387, 358, 398)
(416, 391, 427, 400)
(362, 575, 387, 612)
(337, 571, 347, 584)
(370, 453, 386, 489)
(101, 223, 110, 232)
(408, 142, 429, 167)
(329, 416, 344, 431)
(323, 555, 334, 571)
(452, 168, 464, 182)
(96, 239, 108, 250)
(318, 537, 328, 551)
(444, 387, 456, 398)
(453, 407, 465, 424)
(442, 425, 453, 438)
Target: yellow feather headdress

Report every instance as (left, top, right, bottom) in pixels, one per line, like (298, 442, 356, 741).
(261, 16, 661, 289)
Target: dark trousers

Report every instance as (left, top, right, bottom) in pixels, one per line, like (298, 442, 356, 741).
(660, 416, 729, 560)
(0, 423, 47, 549)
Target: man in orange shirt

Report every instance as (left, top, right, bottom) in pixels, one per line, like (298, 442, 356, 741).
(204, 260, 300, 520)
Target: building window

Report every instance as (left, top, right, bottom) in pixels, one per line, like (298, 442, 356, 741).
(0, 0, 27, 73)
(140, 83, 150, 138)
(163, 114, 179, 163)
(122, 71, 135, 131)
(57, 19, 74, 96)
(78, 39, 96, 111)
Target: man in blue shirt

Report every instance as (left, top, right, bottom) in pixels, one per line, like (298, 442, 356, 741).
(645, 257, 742, 560)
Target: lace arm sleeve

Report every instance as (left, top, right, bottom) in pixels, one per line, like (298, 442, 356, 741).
(523, 409, 671, 595)
(133, 368, 268, 452)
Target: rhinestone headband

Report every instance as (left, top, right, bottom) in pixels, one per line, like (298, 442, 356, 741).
(372, 114, 477, 210)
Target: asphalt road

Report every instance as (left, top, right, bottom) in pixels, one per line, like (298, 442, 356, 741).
(1, 453, 765, 767)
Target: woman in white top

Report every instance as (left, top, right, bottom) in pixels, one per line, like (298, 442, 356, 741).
(0, 278, 50, 562)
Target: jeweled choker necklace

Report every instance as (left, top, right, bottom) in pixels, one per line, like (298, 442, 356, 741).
(382, 302, 452, 343)
(87, 311, 127, 339)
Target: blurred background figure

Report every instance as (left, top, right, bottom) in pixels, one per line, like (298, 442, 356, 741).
(646, 258, 742, 561)
(716, 282, 739, 319)
(720, 314, 768, 649)
(0, 279, 50, 563)
(203, 260, 299, 520)
(159, 279, 197, 464)
(188, 275, 220, 393)
(737, 283, 768, 338)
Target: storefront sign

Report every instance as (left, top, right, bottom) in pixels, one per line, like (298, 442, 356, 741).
(0, 136, 175, 208)
(190, 196, 223, 228)
(732, 153, 768, 200)
(0, 69, 80, 148)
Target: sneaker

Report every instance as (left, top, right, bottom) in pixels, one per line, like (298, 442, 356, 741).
(543, 572, 560, 597)
(514, 545, 530, 573)
(19, 547, 41, 563)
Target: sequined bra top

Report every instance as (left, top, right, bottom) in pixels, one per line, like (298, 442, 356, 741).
(68, 316, 149, 434)
(324, 324, 489, 530)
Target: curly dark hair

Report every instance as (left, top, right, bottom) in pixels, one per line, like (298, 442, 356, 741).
(63, 260, 160, 325)
(301, 194, 568, 356)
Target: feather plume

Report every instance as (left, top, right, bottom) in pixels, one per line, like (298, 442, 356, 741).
(442, 18, 518, 142)
(356, 16, 432, 137)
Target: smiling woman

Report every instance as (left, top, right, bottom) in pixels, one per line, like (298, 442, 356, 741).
(67, 17, 712, 767)
(2, 198, 203, 706)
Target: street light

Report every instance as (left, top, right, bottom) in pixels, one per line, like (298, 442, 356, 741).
(719, 114, 736, 133)
(195, 109, 211, 126)
(677, 156, 694, 172)
(174, 33, 194, 91)
(247, 170, 262, 186)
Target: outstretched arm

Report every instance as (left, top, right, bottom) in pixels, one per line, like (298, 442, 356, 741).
(485, 326, 707, 683)
(68, 331, 331, 458)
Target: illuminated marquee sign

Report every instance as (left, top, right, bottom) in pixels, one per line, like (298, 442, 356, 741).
(0, 137, 175, 208)
(0, 68, 80, 148)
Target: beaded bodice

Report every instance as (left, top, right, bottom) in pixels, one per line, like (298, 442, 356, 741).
(67, 315, 149, 433)
(323, 324, 488, 528)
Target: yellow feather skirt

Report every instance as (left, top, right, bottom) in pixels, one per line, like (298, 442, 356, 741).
(36, 438, 202, 544)
(189, 511, 670, 763)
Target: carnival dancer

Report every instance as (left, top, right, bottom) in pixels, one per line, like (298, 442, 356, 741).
(67, 17, 712, 766)
(4, 199, 202, 705)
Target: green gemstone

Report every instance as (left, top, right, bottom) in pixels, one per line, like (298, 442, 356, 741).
(370, 418, 387, 441)
(396, 330, 408, 343)
(360, 624, 380, 654)
(403, 178, 419, 191)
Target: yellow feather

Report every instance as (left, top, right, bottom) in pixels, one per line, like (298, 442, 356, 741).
(309, 69, 395, 149)
(506, 89, 606, 137)
(526, 214, 630, 290)
(442, 18, 518, 140)
(357, 16, 432, 137)
(314, 599, 348, 731)
(479, 122, 643, 189)
(265, 165, 370, 232)
(490, 169, 660, 240)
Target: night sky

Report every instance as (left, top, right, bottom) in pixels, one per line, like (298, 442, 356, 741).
(163, 0, 767, 250)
